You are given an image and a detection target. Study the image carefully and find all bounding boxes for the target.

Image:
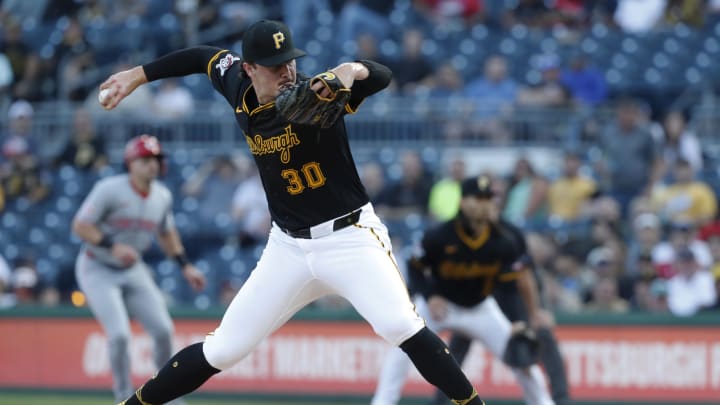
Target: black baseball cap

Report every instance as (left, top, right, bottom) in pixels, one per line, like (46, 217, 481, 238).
(461, 175, 494, 198)
(242, 20, 306, 66)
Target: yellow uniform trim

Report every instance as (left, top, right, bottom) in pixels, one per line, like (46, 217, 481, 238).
(345, 99, 361, 114)
(451, 388, 479, 405)
(240, 84, 276, 116)
(250, 101, 276, 116)
(455, 221, 490, 250)
(498, 272, 523, 282)
(206, 50, 227, 78)
(135, 384, 154, 405)
(353, 224, 401, 271)
(241, 85, 253, 115)
(353, 223, 417, 299)
(310, 72, 345, 101)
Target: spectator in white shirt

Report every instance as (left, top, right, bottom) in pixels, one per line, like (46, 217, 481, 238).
(614, 0, 667, 32)
(667, 248, 717, 316)
(652, 220, 713, 277)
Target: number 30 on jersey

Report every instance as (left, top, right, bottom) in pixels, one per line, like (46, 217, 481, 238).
(281, 161, 326, 195)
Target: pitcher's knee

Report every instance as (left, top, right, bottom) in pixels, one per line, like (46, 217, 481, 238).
(374, 317, 425, 347)
(202, 334, 253, 371)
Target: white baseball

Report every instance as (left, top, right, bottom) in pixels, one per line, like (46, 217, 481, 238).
(98, 88, 112, 104)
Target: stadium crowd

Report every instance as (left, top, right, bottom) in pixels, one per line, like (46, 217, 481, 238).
(1, 0, 719, 316)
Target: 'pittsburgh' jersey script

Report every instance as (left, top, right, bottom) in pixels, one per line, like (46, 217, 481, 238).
(205, 50, 381, 231)
(410, 218, 529, 307)
(245, 125, 299, 164)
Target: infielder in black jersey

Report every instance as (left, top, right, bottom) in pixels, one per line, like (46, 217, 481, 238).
(99, 19, 485, 405)
(371, 176, 555, 405)
(432, 275, 572, 405)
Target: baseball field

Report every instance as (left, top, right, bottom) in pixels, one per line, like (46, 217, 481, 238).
(0, 394, 686, 405)
(0, 393, 350, 405)
(0, 392, 529, 405)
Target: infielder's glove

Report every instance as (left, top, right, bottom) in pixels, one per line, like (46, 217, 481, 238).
(275, 71, 351, 128)
(503, 324, 540, 369)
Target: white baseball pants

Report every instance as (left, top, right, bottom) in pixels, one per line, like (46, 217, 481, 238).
(202, 203, 426, 370)
(371, 295, 555, 405)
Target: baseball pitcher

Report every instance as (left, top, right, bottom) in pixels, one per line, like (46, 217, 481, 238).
(100, 20, 487, 405)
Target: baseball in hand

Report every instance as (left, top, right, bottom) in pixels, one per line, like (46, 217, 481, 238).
(98, 88, 112, 105)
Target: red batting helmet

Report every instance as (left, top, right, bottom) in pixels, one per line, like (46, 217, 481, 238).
(124, 134, 164, 164)
(124, 135, 167, 175)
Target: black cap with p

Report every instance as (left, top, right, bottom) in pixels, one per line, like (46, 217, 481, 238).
(242, 20, 306, 66)
(461, 175, 495, 199)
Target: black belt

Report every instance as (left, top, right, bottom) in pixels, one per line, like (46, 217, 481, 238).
(283, 209, 362, 239)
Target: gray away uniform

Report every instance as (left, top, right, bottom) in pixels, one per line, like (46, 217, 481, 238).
(74, 174, 180, 403)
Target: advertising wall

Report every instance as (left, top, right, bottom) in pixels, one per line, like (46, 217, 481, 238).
(1, 312, 720, 403)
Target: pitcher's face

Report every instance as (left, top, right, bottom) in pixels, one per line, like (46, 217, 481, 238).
(245, 60, 297, 104)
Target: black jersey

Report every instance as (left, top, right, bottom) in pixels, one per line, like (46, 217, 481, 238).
(408, 216, 530, 308)
(204, 50, 389, 231)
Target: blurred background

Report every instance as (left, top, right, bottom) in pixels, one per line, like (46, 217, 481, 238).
(1, 0, 720, 404)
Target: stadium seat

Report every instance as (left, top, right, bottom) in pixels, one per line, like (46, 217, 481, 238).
(379, 39, 400, 59)
(35, 257, 59, 280)
(47, 243, 74, 270)
(192, 293, 213, 309)
(2, 212, 29, 242)
(180, 196, 199, 213)
(219, 244, 240, 262)
(28, 227, 50, 246)
(54, 196, 74, 214)
(1, 243, 20, 263)
(174, 212, 199, 236)
(159, 275, 180, 297)
(230, 258, 250, 277)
